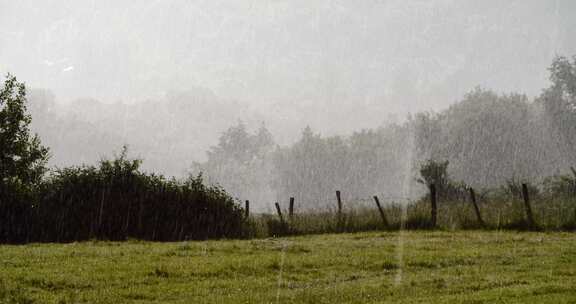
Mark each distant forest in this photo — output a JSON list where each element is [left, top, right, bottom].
[[26, 56, 576, 210], [193, 56, 576, 210]]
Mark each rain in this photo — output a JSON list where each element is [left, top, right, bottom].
[[1, 1, 576, 303]]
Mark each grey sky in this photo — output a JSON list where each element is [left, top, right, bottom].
[[1, 0, 575, 117]]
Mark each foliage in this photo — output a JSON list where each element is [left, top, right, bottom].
[[192, 121, 276, 209], [0, 74, 49, 187], [267, 55, 576, 206], [0, 77, 249, 243], [499, 178, 540, 201], [0, 147, 248, 243], [417, 159, 467, 202], [540, 55, 576, 166], [272, 126, 352, 208], [417, 160, 450, 189], [4, 52, 576, 243], [0, 74, 50, 243], [272, 125, 413, 209], [548, 55, 576, 99], [542, 167, 576, 198], [40, 147, 246, 242]]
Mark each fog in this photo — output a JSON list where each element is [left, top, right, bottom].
[[3, 2, 575, 110], [2, 1, 576, 209]]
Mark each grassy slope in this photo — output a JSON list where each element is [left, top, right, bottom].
[[0, 231, 575, 303]]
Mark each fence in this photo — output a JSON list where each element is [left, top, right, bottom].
[[247, 183, 553, 233]]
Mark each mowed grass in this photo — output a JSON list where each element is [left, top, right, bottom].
[[0, 231, 575, 303]]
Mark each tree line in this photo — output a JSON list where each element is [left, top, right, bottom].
[[194, 56, 576, 209], [2, 55, 575, 243]]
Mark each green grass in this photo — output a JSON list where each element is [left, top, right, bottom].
[[1, 231, 575, 303]]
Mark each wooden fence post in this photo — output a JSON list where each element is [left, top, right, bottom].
[[430, 184, 437, 228], [245, 200, 250, 218], [289, 197, 295, 218], [521, 183, 536, 228], [336, 190, 342, 214], [336, 190, 344, 231], [468, 188, 484, 226], [275, 202, 284, 223], [571, 167, 576, 195], [372, 195, 389, 227]]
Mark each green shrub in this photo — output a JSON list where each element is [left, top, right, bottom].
[[1, 148, 248, 243], [417, 160, 468, 202]]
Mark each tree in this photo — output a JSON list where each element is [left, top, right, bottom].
[[417, 160, 450, 190], [193, 121, 276, 209], [417, 160, 465, 201], [0, 74, 49, 198], [541, 55, 576, 166], [548, 55, 576, 99], [272, 126, 353, 208]]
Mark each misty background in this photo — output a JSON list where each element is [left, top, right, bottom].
[[2, 1, 576, 210]]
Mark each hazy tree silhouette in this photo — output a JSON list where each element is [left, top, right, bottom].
[[541, 55, 576, 166], [193, 122, 276, 209]]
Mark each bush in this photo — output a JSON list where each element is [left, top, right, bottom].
[[542, 168, 576, 198], [417, 160, 468, 202], [1, 148, 248, 243], [501, 178, 540, 201]]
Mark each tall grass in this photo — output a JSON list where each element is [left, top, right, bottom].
[[249, 194, 576, 237]]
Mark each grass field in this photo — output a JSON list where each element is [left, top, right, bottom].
[[1, 231, 575, 303]]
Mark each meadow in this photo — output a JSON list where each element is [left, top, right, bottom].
[[1, 230, 575, 303]]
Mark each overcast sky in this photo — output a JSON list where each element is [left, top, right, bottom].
[[1, 0, 575, 115]]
